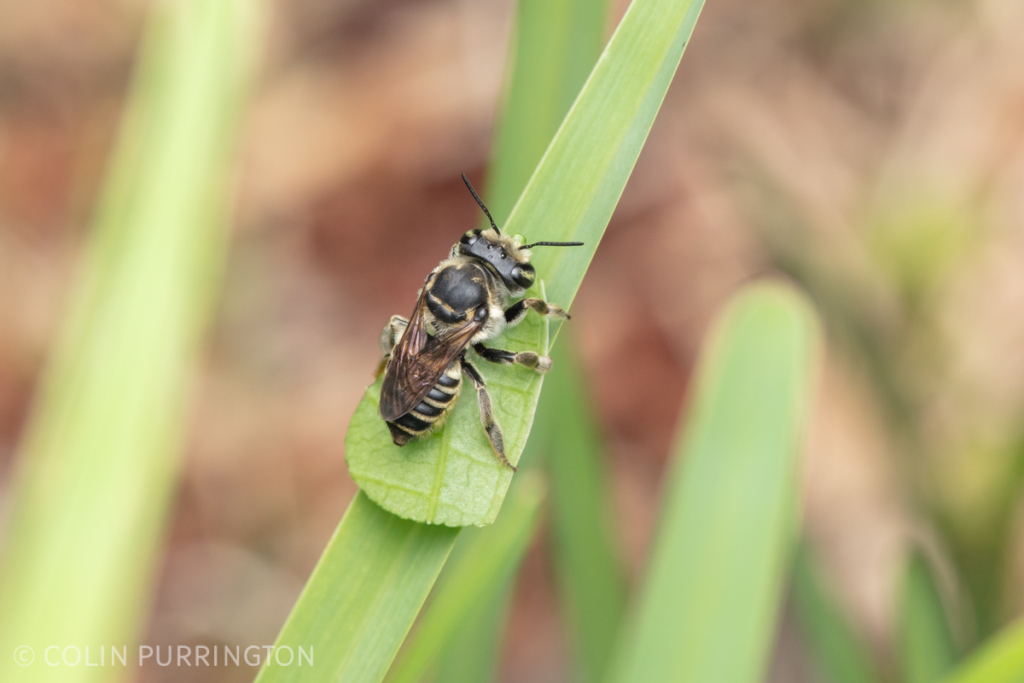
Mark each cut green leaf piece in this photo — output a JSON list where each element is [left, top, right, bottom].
[[607, 283, 821, 683], [900, 551, 959, 683], [346, 0, 709, 527], [939, 619, 1024, 683], [254, 493, 458, 683], [0, 1, 266, 680], [793, 545, 882, 683], [346, 297, 548, 527], [385, 473, 545, 683]]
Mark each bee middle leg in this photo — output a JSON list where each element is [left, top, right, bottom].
[[462, 359, 516, 471], [504, 298, 570, 326], [473, 343, 552, 373]]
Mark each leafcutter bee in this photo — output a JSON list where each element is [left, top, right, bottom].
[[378, 174, 582, 471]]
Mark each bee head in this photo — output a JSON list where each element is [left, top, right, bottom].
[[459, 229, 536, 291], [457, 174, 583, 294]]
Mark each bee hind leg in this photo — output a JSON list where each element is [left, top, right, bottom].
[[504, 298, 570, 327], [473, 343, 552, 373], [462, 360, 517, 471]]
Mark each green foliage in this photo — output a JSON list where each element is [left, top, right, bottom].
[[345, 309, 547, 526], [259, 0, 711, 678], [900, 551, 959, 683], [0, 1, 266, 681], [385, 474, 544, 683], [607, 284, 821, 683], [254, 494, 458, 683], [427, 0, 615, 680], [345, 0, 708, 527], [793, 546, 882, 683], [430, 579, 511, 683], [940, 620, 1024, 683], [487, 0, 610, 224], [539, 338, 627, 683]]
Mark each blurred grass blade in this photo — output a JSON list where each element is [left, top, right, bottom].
[[385, 474, 545, 683], [432, 586, 512, 683], [428, 0, 613, 678], [486, 0, 610, 224], [940, 620, 1024, 683], [0, 1, 266, 681], [255, 494, 458, 683], [346, 0, 708, 528], [539, 337, 626, 683], [900, 551, 959, 683], [793, 545, 882, 683], [607, 283, 821, 683]]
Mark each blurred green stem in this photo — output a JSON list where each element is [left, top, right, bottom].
[[0, 1, 266, 682]]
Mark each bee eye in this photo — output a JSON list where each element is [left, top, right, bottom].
[[474, 307, 488, 322], [461, 230, 480, 246], [499, 249, 506, 260], [510, 263, 535, 288]]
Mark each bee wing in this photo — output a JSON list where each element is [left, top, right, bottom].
[[379, 298, 482, 421]]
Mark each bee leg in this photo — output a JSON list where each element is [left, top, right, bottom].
[[379, 315, 409, 355], [504, 298, 570, 327], [462, 359, 517, 471], [376, 314, 408, 377], [473, 343, 552, 373]]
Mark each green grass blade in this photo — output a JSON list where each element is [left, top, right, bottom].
[[900, 551, 959, 683], [0, 1, 266, 681], [385, 474, 545, 683], [346, 0, 708, 528], [486, 0, 610, 224], [607, 283, 821, 683], [426, 0, 613, 677], [254, 494, 458, 683], [793, 546, 882, 683], [939, 621, 1024, 683], [540, 337, 626, 683], [432, 587, 512, 683]]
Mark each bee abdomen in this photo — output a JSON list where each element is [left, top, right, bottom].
[[387, 365, 462, 446]]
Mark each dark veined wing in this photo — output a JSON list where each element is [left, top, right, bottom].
[[380, 290, 431, 420], [379, 297, 483, 420]]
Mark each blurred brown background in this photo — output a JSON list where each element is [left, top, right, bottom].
[[1, 0, 1023, 681]]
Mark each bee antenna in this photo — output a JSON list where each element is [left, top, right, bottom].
[[521, 241, 585, 249], [461, 173, 500, 234]]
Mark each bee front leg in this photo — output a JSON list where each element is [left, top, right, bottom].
[[504, 298, 570, 327], [376, 315, 409, 378], [462, 359, 517, 471], [473, 343, 552, 373]]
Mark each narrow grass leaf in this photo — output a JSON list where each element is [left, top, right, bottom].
[[426, 0, 613, 678], [254, 494, 458, 683], [346, 0, 708, 527], [900, 551, 959, 683], [0, 2, 266, 681], [540, 337, 626, 683], [939, 620, 1024, 683], [385, 473, 545, 683], [486, 0, 610, 224], [607, 283, 821, 683], [793, 545, 882, 683], [431, 585, 512, 683]]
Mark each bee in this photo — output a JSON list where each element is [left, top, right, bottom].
[[378, 174, 582, 471]]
